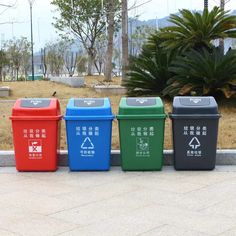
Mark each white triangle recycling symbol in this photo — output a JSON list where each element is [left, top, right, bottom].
[[81, 137, 94, 150]]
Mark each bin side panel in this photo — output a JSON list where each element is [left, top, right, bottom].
[[118, 119, 165, 171], [66, 120, 112, 171], [172, 118, 219, 170], [12, 120, 60, 171]]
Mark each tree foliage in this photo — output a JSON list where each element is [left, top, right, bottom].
[[163, 48, 236, 98], [5, 37, 31, 81], [160, 7, 236, 51], [51, 0, 121, 76], [125, 7, 236, 98], [125, 33, 175, 96]]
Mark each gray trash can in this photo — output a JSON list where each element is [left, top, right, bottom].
[[170, 96, 221, 170]]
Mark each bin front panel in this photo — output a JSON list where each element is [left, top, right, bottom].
[[12, 120, 60, 171], [66, 119, 112, 171], [118, 118, 165, 171], [172, 118, 219, 170]]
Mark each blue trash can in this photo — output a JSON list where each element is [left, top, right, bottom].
[[64, 98, 114, 171]]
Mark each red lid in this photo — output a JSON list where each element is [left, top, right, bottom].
[[11, 98, 61, 119]]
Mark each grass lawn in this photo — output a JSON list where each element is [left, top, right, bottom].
[[0, 76, 235, 150]]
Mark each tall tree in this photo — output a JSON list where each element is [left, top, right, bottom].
[[45, 40, 70, 76], [52, 0, 106, 75], [0, 50, 8, 81], [5, 37, 31, 81], [122, 0, 129, 81], [104, 0, 116, 82]]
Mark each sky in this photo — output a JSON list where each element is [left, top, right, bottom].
[[0, 0, 236, 51]]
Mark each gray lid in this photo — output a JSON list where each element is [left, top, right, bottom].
[[20, 99, 51, 108], [126, 98, 157, 106], [172, 96, 219, 115], [74, 98, 104, 107]]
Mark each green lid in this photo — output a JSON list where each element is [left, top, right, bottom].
[[117, 97, 166, 119]]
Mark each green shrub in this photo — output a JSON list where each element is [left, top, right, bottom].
[[163, 48, 236, 98], [124, 34, 176, 96]]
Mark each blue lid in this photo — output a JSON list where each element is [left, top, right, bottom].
[[65, 98, 114, 120]]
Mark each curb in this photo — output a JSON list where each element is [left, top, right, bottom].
[[0, 150, 236, 167]]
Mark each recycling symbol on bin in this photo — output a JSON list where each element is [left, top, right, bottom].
[[81, 137, 94, 150], [189, 137, 201, 149]]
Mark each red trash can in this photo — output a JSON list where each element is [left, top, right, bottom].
[[10, 98, 62, 171]]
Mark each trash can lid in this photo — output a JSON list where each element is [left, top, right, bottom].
[[118, 97, 165, 116], [11, 98, 61, 117], [172, 96, 219, 115], [65, 98, 114, 119]]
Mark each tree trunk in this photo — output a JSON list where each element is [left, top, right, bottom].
[[0, 67, 2, 82], [87, 48, 96, 76], [16, 68, 19, 81], [122, 0, 129, 81], [219, 0, 225, 53], [104, 1, 115, 82]]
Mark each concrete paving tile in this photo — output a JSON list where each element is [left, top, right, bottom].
[[0, 228, 20, 236], [0, 178, 77, 197], [110, 187, 219, 212], [184, 177, 236, 211], [200, 198, 236, 218], [57, 206, 165, 236], [50, 190, 153, 225], [123, 174, 206, 194], [26, 167, 141, 188], [0, 206, 78, 236], [0, 191, 80, 215], [0, 173, 30, 184], [54, 180, 140, 207], [218, 227, 236, 236], [139, 224, 211, 236], [139, 204, 236, 235], [170, 171, 236, 186]]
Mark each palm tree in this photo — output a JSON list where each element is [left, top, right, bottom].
[[160, 7, 236, 52], [163, 48, 236, 98]]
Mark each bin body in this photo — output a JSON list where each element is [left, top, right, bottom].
[[170, 97, 220, 170], [65, 98, 114, 171], [10, 98, 62, 171], [117, 97, 166, 171]]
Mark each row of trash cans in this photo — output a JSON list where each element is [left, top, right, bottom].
[[10, 96, 220, 172]]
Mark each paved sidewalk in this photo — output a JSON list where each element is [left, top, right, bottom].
[[0, 167, 236, 236]]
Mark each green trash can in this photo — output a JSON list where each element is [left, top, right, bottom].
[[117, 97, 166, 171]]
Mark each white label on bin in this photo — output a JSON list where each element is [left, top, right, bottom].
[[183, 125, 206, 158], [80, 137, 95, 157], [81, 137, 94, 150], [190, 98, 201, 104], [76, 126, 98, 157], [28, 139, 43, 159], [182, 126, 207, 136], [136, 137, 150, 157], [23, 128, 47, 139], [189, 137, 201, 149], [130, 126, 155, 137]]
